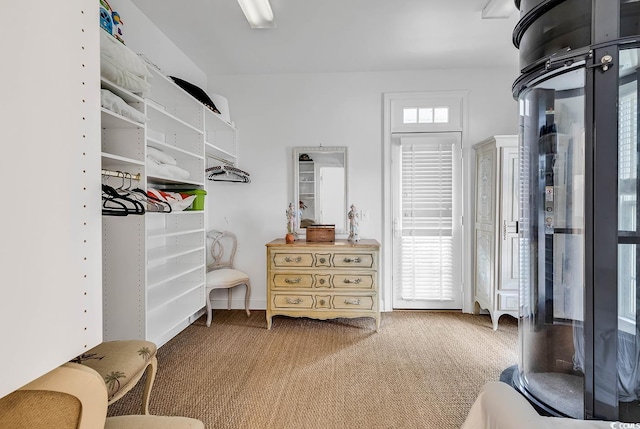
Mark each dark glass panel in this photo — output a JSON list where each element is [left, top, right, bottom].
[[517, 67, 586, 418]]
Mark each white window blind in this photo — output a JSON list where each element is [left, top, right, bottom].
[[618, 80, 638, 322], [398, 140, 454, 301]]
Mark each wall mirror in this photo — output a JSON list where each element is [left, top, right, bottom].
[[293, 146, 348, 234]]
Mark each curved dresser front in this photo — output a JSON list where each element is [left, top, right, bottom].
[[265, 239, 381, 331]]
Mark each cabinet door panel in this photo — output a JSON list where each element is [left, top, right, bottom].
[[501, 147, 519, 228], [475, 149, 496, 225], [501, 233, 519, 291], [475, 229, 494, 305]]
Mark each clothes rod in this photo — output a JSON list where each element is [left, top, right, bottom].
[[205, 153, 234, 166], [101, 169, 141, 181]]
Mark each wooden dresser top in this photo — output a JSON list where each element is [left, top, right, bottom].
[[266, 238, 380, 249]]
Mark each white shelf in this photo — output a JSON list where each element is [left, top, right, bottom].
[[101, 108, 144, 129], [146, 104, 203, 135], [146, 68, 203, 130], [148, 279, 204, 311], [147, 227, 204, 238], [204, 104, 235, 132], [101, 77, 144, 104], [147, 174, 204, 187], [149, 137, 204, 160], [147, 262, 203, 289], [147, 286, 203, 345], [147, 245, 203, 263], [101, 152, 145, 166], [146, 210, 204, 216]]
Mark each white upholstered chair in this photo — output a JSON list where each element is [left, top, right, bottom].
[[205, 230, 251, 327]]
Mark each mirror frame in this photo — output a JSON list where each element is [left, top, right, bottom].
[[293, 146, 348, 235]]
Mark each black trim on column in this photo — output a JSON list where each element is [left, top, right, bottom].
[[513, 0, 569, 48], [586, 0, 620, 421]]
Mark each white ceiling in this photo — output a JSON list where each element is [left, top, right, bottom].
[[130, 0, 521, 77]]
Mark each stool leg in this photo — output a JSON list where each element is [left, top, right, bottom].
[[244, 281, 251, 317], [142, 356, 157, 414]]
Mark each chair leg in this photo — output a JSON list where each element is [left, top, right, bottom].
[[244, 281, 251, 317], [227, 288, 232, 310], [206, 288, 213, 327], [141, 355, 157, 414]]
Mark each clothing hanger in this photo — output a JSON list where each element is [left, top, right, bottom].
[[117, 172, 172, 213], [102, 184, 130, 216], [101, 172, 145, 215], [113, 172, 145, 215], [206, 165, 251, 183]]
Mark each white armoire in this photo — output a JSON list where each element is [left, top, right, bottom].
[[473, 135, 519, 330]]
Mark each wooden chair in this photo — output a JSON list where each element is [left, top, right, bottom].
[[205, 230, 251, 327], [0, 362, 203, 429]]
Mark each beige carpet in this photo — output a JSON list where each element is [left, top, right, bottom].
[[108, 311, 517, 429]]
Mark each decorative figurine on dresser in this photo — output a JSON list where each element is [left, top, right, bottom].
[[265, 237, 381, 330], [285, 202, 295, 243], [347, 204, 360, 242]]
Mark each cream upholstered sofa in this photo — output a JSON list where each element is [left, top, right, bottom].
[[462, 381, 614, 429], [0, 363, 203, 429]]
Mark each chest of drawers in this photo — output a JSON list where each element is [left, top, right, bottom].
[[266, 239, 381, 330]]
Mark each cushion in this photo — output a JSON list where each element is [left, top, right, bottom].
[[71, 340, 156, 401], [207, 268, 249, 288], [0, 390, 81, 429]]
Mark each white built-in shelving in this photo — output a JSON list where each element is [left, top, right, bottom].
[[100, 41, 238, 346], [204, 107, 237, 165]]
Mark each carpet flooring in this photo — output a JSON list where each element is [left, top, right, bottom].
[[107, 310, 517, 429]]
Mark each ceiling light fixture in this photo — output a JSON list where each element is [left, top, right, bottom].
[[237, 0, 276, 28], [482, 0, 515, 19]]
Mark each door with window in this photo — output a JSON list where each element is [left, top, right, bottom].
[[392, 132, 463, 309]]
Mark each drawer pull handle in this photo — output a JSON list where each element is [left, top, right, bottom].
[[319, 299, 326, 305], [286, 298, 303, 304], [343, 278, 362, 284], [344, 298, 361, 305], [319, 257, 326, 263], [343, 257, 361, 263], [285, 256, 302, 263], [319, 279, 326, 285], [285, 278, 302, 284]]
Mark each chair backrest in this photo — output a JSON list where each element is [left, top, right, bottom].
[[206, 230, 238, 272], [0, 363, 109, 429]]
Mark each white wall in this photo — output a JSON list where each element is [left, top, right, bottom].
[[107, 0, 207, 87], [206, 68, 519, 312]]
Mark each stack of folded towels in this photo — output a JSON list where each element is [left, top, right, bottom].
[[146, 146, 190, 180]]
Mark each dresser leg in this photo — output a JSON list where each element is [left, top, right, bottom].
[[375, 316, 381, 332], [266, 315, 272, 330]]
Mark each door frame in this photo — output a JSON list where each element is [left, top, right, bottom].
[[382, 91, 470, 312]]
